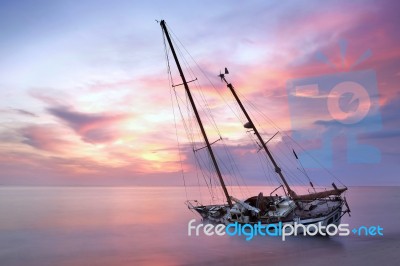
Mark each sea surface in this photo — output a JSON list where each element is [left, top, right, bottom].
[[0, 186, 399, 266]]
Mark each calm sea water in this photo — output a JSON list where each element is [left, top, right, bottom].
[[0, 186, 399, 266]]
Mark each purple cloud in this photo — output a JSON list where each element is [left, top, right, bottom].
[[47, 106, 129, 144], [20, 125, 71, 152]]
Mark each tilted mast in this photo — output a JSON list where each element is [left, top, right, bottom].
[[160, 20, 233, 207], [219, 72, 347, 200], [218, 73, 297, 198]]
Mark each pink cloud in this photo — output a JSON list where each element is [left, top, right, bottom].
[[1, 1, 399, 186], [20, 125, 73, 153], [47, 106, 129, 144]]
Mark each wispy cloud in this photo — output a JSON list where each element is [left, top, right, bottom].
[[0, 108, 38, 117], [47, 105, 130, 144], [0, 0, 399, 185], [20, 125, 72, 152]]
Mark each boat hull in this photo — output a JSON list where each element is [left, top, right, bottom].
[[190, 199, 345, 235]]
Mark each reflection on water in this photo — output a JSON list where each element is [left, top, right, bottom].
[[0, 186, 399, 266]]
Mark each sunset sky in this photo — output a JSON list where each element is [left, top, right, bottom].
[[0, 0, 399, 186]]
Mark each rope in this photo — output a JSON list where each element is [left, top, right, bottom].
[[162, 30, 188, 200], [235, 89, 347, 188]]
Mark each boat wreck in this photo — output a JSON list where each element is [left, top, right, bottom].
[[159, 20, 351, 231]]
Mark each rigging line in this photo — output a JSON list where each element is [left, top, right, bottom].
[[278, 131, 316, 187], [250, 130, 278, 187], [196, 82, 223, 136], [263, 145, 284, 189], [236, 89, 279, 129], [185, 88, 195, 149], [167, 23, 336, 194], [170, 22, 346, 190], [190, 132, 214, 197], [283, 169, 307, 187], [193, 140, 221, 201], [194, 154, 203, 203], [237, 90, 346, 187], [220, 138, 250, 196], [169, 47, 203, 150], [169, 27, 252, 197], [274, 147, 311, 187], [297, 163, 315, 192], [240, 98, 307, 184], [174, 92, 195, 144], [286, 143, 316, 188], [182, 92, 200, 152], [168, 28, 212, 88], [272, 150, 307, 186], [216, 143, 244, 198], [169, 34, 227, 183], [286, 134, 346, 187], [170, 87, 189, 200], [193, 144, 214, 195], [274, 130, 317, 188], [169, 34, 221, 135], [236, 90, 289, 140], [246, 130, 274, 187], [194, 148, 214, 200], [259, 148, 286, 187], [171, 41, 229, 202], [190, 73, 227, 138], [168, 25, 247, 126], [256, 143, 273, 186], [191, 88, 222, 137], [163, 32, 189, 201], [176, 109, 212, 195], [234, 89, 268, 128], [173, 88, 214, 198], [164, 24, 220, 201], [196, 152, 214, 199], [175, 91, 205, 156], [190, 78, 223, 138], [272, 140, 305, 181]]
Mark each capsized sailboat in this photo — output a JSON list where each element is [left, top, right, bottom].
[[159, 20, 351, 231]]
